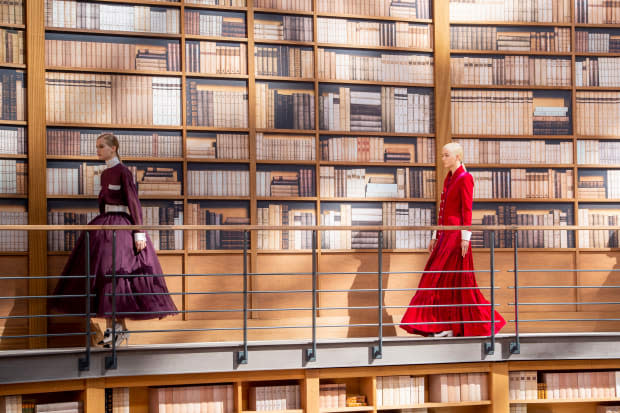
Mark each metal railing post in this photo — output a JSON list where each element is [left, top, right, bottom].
[[105, 230, 118, 370], [510, 230, 521, 354], [372, 230, 383, 360], [484, 231, 496, 355], [306, 230, 317, 362], [236, 230, 249, 365], [78, 231, 91, 371]]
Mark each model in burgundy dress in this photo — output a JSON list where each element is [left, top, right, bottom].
[[400, 145, 506, 337], [52, 154, 178, 340]]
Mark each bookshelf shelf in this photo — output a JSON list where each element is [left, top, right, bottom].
[[576, 86, 620, 91], [474, 198, 576, 203], [0, 154, 27, 159], [450, 21, 572, 27], [46, 195, 185, 200], [320, 161, 435, 167], [45, 67, 183, 77], [46, 156, 185, 163], [254, 39, 315, 47], [575, 23, 620, 28], [316, 13, 432, 24], [318, 79, 434, 88], [187, 196, 251, 200], [47, 123, 182, 130], [187, 73, 250, 80], [574, 52, 620, 57], [187, 250, 247, 255], [186, 158, 250, 164], [184, 4, 248, 12], [471, 164, 573, 168], [47, 250, 185, 256], [321, 249, 427, 254], [316, 43, 433, 53], [452, 85, 572, 91], [576, 199, 620, 203], [88, 0, 182, 7], [0, 252, 28, 256], [255, 76, 316, 82], [257, 160, 317, 165], [319, 407, 373, 412], [319, 131, 435, 137], [256, 197, 318, 201], [186, 127, 249, 133], [0, 120, 27, 126], [510, 398, 620, 404], [0, 63, 26, 70], [44, 27, 182, 39], [322, 198, 435, 202], [450, 50, 572, 57], [577, 165, 620, 169], [256, 250, 313, 254], [257, 128, 317, 134], [376, 401, 492, 410], [253, 8, 314, 16], [0, 194, 27, 199], [184, 34, 249, 42], [242, 410, 303, 413], [453, 134, 573, 140], [473, 248, 577, 252]]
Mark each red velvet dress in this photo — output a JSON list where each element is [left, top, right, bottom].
[[400, 165, 506, 336], [52, 162, 178, 320]]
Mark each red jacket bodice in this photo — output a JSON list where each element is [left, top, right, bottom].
[[437, 165, 473, 239]]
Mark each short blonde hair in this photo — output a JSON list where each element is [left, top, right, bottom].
[[443, 142, 464, 162]]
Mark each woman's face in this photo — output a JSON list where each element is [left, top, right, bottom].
[[441, 146, 459, 170], [96, 138, 117, 161]]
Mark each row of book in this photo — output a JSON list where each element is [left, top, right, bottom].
[[321, 136, 435, 163], [510, 403, 527, 412], [248, 385, 300, 411], [470, 169, 573, 199], [318, 50, 433, 83], [255, 45, 313, 78], [599, 407, 620, 413], [450, 26, 570, 52], [451, 90, 569, 136], [0, 159, 25, 194], [575, 31, 620, 53], [186, 0, 245, 6], [45, 1, 180, 34], [451, 56, 571, 87], [577, 140, 620, 165], [257, 204, 316, 250], [318, 383, 347, 409], [576, 57, 620, 87], [186, 169, 249, 196], [575, 92, 620, 136], [319, 87, 434, 133], [317, 19, 433, 48], [255, 0, 311, 12], [185, 204, 249, 250], [0, 208, 27, 252], [578, 171, 620, 199], [543, 371, 620, 400], [256, 168, 315, 197], [187, 133, 249, 160], [187, 41, 247, 75], [47, 130, 182, 158], [184, 11, 245, 38], [0, 127, 25, 155], [46, 73, 181, 126], [449, 0, 572, 22], [255, 84, 315, 130], [319, 166, 436, 199], [428, 372, 489, 403], [48, 203, 184, 251], [317, 0, 431, 18], [45, 38, 180, 72], [0, 0, 21, 25], [149, 385, 234, 413], [579, 209, 620, 248], [0, 398, 81, 413], [575, 0, 620, 23], [255, 133, 315, 161], [254, 15, 312, 42], [0, 28, 22, 65], [186, 82, 248, 128], [320, 203, 434, 249], [376, 375, 425, 406], [105, 388, 128, 413], [473, 206, 574, 249], [0, 69, 24, 121], [453, 139, 573, 165]]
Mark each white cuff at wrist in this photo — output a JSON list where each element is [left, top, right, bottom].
[[431, 230, 437, 240], [134, 232, 146, 242], [461, 230, 472, 241]]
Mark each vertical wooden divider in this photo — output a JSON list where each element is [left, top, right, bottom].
[[84, 379, 106, 413], [26, 0, 48, 349], [489, 363, 509, 413]]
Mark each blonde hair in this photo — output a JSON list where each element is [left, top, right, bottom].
[[97, 133, 121, 160], [443, 142, 464, 163]]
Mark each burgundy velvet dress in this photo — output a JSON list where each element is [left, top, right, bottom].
[[52, 162, 178, 320], [400, 165, 506, 337]]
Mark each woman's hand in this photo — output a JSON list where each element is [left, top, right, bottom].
[[461, 239, 470, 257], [428, 238, 437, 253], [135, 239, 146, 252]]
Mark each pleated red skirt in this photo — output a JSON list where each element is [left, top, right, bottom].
[[400, 231, 506, 337]]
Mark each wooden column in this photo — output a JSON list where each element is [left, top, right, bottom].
[[26, 0, 48, 349], [83, 379, 106, 413], [433, 0, 452, 190], [489, 362, 510, 413]]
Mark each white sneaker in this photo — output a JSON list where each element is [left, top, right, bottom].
[[434, 330, 454, 337]]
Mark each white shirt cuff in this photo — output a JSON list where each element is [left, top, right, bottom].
[[461, 230, 472, 241], [134, 232, 146, 242], [431, 230, 437, 239]]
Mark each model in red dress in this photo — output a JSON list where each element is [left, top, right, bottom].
[[400, 143, 506, 337]]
